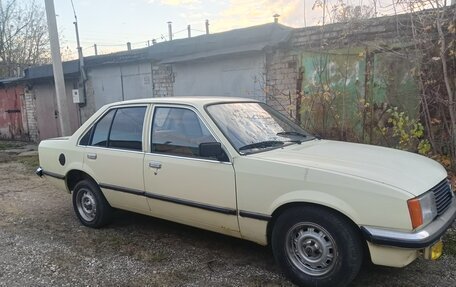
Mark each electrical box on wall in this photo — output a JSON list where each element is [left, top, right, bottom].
[[72, 88, 84, 104]]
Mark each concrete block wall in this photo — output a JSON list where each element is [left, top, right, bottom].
[[152, 65, 174, 97], [291, 13, 415, 50]]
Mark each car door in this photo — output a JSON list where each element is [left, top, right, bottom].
[[81, 105, 150, 214], [143, 105, 240, 236]]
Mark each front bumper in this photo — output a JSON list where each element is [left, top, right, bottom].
[[361, 199, 456, 249]]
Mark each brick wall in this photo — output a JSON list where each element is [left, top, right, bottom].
[[152, 65, 174, 97], [265, 48, 299, 120], [23, 88, 39, 142]]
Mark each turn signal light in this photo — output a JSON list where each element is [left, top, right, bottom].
[[407, 198, 423, 229]]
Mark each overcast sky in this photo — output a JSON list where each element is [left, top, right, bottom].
[[49, 0, 424, 59]]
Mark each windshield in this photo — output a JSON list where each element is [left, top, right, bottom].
[[206, 102, 314, 154]]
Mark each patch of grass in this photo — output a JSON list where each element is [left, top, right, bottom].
[[0, 140, 27, 150], [443, 229, 456, 256], [17, 155, 39, 171], [168, 265, 201, 282], [136, 250, 169, 263], [0, 142, 16, 150], [244, 277, 284, 287], [0, 154, 12, 163]]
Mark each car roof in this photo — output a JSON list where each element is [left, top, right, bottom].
[[106, 96, 258, 108]]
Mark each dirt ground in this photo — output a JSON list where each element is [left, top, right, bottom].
[[1, 142, 456, 287]]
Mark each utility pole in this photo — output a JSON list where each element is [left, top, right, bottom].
[[44, 0, 70, 136]]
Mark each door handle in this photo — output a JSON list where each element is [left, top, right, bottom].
[[87, 153, 97, 160], [149, 161, 162, 169]]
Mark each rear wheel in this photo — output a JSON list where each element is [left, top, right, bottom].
[[72, 179, 113, 228], [271, 206, 363, 287]]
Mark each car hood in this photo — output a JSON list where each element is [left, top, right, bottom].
[[250, 140, 447, 196]]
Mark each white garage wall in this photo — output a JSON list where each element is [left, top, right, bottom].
[[89, 63, 153, 109], [172, 53, 266, 102]]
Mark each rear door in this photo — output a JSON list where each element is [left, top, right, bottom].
[[81, 105, 149, 214], [143, 105, 239, 236]]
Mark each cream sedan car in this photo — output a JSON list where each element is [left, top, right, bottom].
[[37, 97, 455, 287]]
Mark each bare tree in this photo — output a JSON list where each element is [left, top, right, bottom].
[[0, 0, 50, 77], [396, 0, 456, 169], [308, 0, 455, 170], [312, 0, 375, 24]]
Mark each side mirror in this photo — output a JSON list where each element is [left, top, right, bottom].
[[199, 142, 226, 161]]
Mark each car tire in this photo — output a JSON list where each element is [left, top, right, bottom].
[[271, 206, 363, 287], [72, 179, 113, 228]]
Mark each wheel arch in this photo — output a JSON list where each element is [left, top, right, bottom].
[[66, 169, 98, 193]]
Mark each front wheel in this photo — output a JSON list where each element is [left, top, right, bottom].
[[72, 179, 113, 228], [271, 206, 363, 287]]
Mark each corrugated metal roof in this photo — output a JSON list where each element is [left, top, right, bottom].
[[0, 77, 24, 85], [146, 23, 292, 63], [24, 59, 80, 80], [21, 22, 292, 80]]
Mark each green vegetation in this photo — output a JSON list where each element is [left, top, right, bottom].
[[0, 142, 16, 150], [443, 229, 456, 256], [17, 155, 39, 171], [0, 140, 27, 150]]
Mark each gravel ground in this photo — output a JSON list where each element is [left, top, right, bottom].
[[0, 143, 456, 287]]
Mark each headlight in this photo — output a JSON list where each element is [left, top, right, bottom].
[[407, 191, 438, 229]]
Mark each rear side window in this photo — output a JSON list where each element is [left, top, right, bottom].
[[84, 106, 146, 151], [108, 107, 146, 151]]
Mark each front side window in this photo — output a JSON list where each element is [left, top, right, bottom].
[[206, 102, 314, 154], [151, 107, 216, 158], [84, 106, 146, 151]]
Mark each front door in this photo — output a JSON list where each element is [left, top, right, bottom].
[[143, 105, 239, 236]]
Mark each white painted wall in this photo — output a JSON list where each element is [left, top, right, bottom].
[[172, 53, 266, 101], [89, 63, 153, 109]]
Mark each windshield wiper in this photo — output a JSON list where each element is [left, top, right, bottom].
[[239, 140, 284, 151], [276, 131, 307, 138]]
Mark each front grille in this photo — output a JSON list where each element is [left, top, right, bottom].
[[430, 179, 454, 216]]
